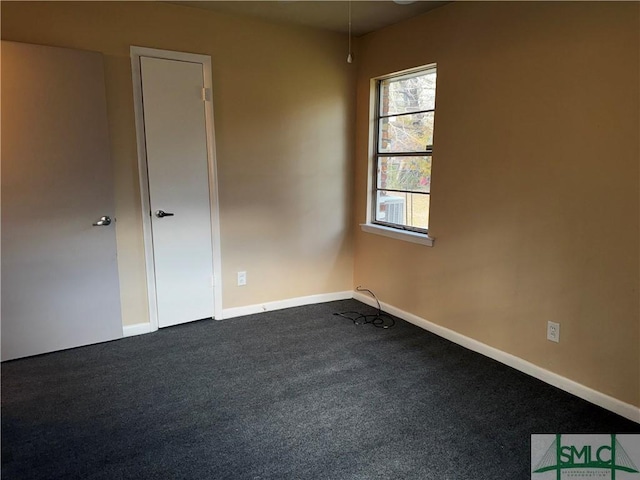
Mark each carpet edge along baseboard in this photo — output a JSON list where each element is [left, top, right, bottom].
[[353, 291, 640, 425]]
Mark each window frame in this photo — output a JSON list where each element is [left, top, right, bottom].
[[363, 64, 436, 246]]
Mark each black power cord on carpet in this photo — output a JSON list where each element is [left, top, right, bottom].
[[333, 286, 395, 329]]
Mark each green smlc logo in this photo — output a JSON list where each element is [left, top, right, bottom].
[[533, 434, 639, 479]]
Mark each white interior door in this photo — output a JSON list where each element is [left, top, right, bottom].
[[1, 41, 122, 361], [140, 56, 215, 328]]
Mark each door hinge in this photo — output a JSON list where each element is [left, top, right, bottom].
[[202, 87, 211, 102]]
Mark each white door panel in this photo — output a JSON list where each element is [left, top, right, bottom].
[[1, 41, 122, 360], [140, 57, 214, 328]]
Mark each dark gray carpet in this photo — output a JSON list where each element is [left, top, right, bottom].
[[2, 299, 639, 479]]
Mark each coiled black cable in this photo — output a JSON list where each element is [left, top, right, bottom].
[[333, 286, 395, 329]]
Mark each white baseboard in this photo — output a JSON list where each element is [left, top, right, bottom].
[[353, 291, 640, 424], [122, 322, 152, 337], [222, 291, 353, 320]]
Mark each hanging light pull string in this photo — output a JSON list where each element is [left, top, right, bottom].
[[347, 0, 353, 63]]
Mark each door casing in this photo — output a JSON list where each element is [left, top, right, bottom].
[[130, 46, 223, 331]]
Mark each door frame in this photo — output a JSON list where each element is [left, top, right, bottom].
[[130, 46, 223, 331]]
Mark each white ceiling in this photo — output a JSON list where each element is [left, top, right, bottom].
[[168, 1, 449, 36]]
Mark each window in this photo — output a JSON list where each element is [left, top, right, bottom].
[[369, 66, 436, 240]]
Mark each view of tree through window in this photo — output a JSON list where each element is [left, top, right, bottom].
[[374, 68, 436, 232]]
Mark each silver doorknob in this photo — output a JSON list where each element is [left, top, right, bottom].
[[155, 210, 175, 218], [93, 216, 112, 226]]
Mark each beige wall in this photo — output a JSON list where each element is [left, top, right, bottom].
[[2, 1, 355, 325], [354, 1, 640, 407]]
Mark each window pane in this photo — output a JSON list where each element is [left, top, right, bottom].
[[379, 111, 434, 153], [375, 190, 430, 231], [377, 156, 431, 193], [380, 71, 436, 116]]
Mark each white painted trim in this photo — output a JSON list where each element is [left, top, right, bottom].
[[130, 48, 158, 333], [222, 291, 353, 320], [201, 55, 224, 321], [360, 223, 434, 246], [122, 322, 152, 337], [365, 77, 377, 225], [353, 291, 640, 424], [130, 46, 224, 331]]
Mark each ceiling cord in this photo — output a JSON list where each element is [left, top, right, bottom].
[[347, 1, 353, 64]]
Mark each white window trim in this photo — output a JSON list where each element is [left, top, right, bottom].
[[362, 64, 437, 247], [360, 223, 435, 246]]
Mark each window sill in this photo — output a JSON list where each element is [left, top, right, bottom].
[[360, 223, 435, 246]]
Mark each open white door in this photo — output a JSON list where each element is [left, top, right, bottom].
[[1, 41, 123, 361], [133, 49, 222, 329]]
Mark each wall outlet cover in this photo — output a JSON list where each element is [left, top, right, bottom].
[[547, 321, 560, 343]]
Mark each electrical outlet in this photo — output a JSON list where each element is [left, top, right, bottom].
[[237, 271, 247, 286], [547, 321, 560, 343]]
